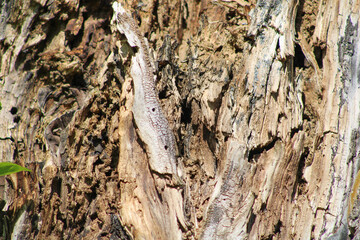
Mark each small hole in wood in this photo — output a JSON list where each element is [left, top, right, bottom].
[[10, 107, 18, 115], [152, 108, 155, 112], [164, 145, 168, 150]]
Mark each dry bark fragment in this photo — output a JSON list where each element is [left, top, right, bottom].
[[1, 0, 360, 239]]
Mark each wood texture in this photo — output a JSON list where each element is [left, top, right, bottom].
[[0, 0, 360, 239]]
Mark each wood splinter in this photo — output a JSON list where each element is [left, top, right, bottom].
[[111, 2, 183, 186]]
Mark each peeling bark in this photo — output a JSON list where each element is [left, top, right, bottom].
[[1, 0, 360, 239]]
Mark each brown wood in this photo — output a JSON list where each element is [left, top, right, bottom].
[[1, 0, 360, 239]]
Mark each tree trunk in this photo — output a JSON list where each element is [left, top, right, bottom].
[[1, 0, 360, 239]]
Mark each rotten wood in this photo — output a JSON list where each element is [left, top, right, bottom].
[[0, 0, 360, 239]]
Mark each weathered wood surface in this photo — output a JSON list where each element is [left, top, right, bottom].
[[0, 0, 360, 239]]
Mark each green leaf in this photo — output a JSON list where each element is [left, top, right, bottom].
[[0, 162, 31, 176]]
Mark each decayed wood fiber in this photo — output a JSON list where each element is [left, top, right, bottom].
[[1, 0, 360, 239]]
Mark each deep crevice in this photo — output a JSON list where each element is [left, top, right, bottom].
[[85, 183, 98, 203], [70, 72, 87, 88], [248, 137, 278, 162], [158, 87, 168, 99], [260, 202, 267, 211], [292, 146, 309, 199], [66, 13, 85, 50], [151, 0, 159, 31], [290, 125, 303, 138], [50, 177, 62, 198], [203, 124, 217, 154], [181, 101, 192, 124], [274, 220, 282, 234], [83, 53, 94, 69], [294, 43, 306, 69], [314, 46, 324, 69], [111, 146, 119, 169], [294, 0, 305, 33], [246, 210, 256, 233]]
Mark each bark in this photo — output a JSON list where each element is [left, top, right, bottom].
[[0, 0, 360, 239]]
